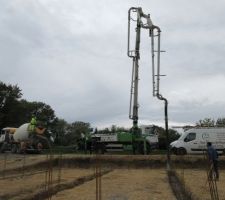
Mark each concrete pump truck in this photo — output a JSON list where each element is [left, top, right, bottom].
[[127, 7, 169, 155], [86, 8, 169, 155]]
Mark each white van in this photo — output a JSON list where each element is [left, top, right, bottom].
[[170, 127, 225, 155]]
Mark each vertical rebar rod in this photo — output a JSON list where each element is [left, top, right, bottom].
[[45, 150, 53, 200], [22, 152, 26, 177], [95, 147, 102, 200], [204, 151, 219, 200], [47, 152, 53, 200], [99, 163, 102, 200], [45, 153, 48, 191], [95, 164, 98, 200], [95, 158, 99, 200], [3, 153, 7, 179], [57, 152, 62, 189]]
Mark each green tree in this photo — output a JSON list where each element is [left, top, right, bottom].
[[115, 126, 129, 133], [111, 125, 117, 133], [94, 128, 98, 134], [98, 128, 110, 134], [157, 127, 180, 149], [0, 82, 22, 129], [65, 121, 91, 145], [13, 100, 56, 129], [31, 101, 56, 125], [216, 118, 225, 127], [196, 118, 215, 127], [52, 118, 69, 145], [0, 81, 57, 132]]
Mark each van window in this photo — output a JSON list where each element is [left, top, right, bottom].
[[184, 132, 196, 142]]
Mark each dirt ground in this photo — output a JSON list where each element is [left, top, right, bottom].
[[0, 153, 47, 170], [176, 168, 225, 200], [0, 166, 175, 200], [1, 153, 225, 200], [0, 153, 175, 200], [52, 169, 175, 200], [0, 168, 95, 200]]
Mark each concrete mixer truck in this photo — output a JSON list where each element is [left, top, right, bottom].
[[0, 123, 50, 153]]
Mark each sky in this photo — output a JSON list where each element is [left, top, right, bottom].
[[1, 0, 225, 129]]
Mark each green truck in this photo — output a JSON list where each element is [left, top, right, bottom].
[[84, 125, 159, 154]]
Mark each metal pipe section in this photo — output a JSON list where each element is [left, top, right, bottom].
[[157, 94, 170, 168], [129, 60, 135, 119], [150, 26, 161, 96], [149, 24, 170, 166], [151, 29, 155, 96], [127, 8, 133, 58], [156, 28, 161, 96], [127, 7, 140, 58], [127, 7, 142, 127]]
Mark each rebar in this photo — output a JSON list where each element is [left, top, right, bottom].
[[3, 153, 7, 179], [45, 150, 53, 200], [0, 169, 48, 180], [22, 152, 26, 177], [95, 162, 102, 200], [48, 153, 53, 200], [95, 146, 102, 200], [57, 152, 62, 190], [45, 153, 48, 191], [204, 151, 219, 200]]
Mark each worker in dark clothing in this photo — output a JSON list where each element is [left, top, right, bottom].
[[207, 142, 219, 180], [0, 131, 10, 153]]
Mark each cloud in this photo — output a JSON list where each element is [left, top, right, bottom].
[[1, 0, 225, 129]]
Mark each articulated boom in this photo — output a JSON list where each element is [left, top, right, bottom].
[[127, 7, 169, 160], [127, 7, 163, 129]]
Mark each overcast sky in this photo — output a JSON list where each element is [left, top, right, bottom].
[[1, 0, 225, 129]]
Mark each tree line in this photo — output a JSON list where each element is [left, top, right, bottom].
[[0, 81, 91, 146], [196, 118, 225, 127], [1, 81, 225, 149]]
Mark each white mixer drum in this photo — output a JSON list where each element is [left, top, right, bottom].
[[13, 123, 30, 141]]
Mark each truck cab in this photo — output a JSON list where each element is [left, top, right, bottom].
[[0, 127, 16, 152], [140, 125, 159, 148], [0, 128, 16, 142]]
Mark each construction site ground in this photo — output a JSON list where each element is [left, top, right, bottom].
[[0, 153, 225, 200]]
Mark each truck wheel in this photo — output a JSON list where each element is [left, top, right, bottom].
[[37, 142, 43, 153], [177, 148, 186, 155], [11, 144, 18, 153], [100, 144, 105, 154], [146, 143, 151, 154], [138, 142, 144, 155], [19, 142, 26, 154]]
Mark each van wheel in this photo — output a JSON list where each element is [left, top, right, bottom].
[[177, 148, 186, 155], [171, 147, 177, 155]]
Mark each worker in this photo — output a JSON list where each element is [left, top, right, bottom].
[[29, 115, 37, 132], [0, 130, 10, 153], [207, 142, 219, 180]]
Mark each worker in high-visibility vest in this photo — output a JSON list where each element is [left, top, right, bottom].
[[29, 116, 37, 132]]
